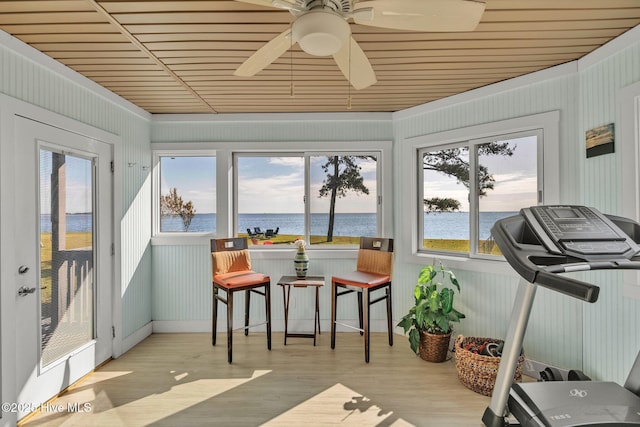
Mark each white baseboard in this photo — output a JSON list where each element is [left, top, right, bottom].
[[152, 320, 211, 333], [150, 319, 400, 334], [120, 322, 153, 356]]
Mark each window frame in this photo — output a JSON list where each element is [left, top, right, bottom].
[[151, 140, 392, 254], [152, 148, 217, 239], [233, 150, 383, 249], [402, 111, 560, 270], [417, 129, 543, 259]]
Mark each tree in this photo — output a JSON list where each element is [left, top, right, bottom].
[[318, 156, 374, 242], [422, 142, 515, 212], [424, 197, 461, 213], [161, 188, 196, 231]]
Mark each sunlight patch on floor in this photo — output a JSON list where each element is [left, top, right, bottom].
[[262, 383, 414, 426], [23, 370, 272, 426]]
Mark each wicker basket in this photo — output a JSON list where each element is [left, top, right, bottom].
[[418, 331, 451, 363], [454, 335, 524, 396]]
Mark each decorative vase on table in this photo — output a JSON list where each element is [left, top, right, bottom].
[[293, 239, 309, 278]]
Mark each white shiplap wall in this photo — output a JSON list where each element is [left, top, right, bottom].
[[392, 72, 586, 371], [579, 39, 640, 383], [3, 24, 640, 387], [150, 117, 394, 331], [0, 38, 153, 342]]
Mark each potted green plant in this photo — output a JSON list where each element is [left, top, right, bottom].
[[398, 263, 466, 362]]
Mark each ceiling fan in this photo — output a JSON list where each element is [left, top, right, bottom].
[[233, 0, 487, 90]]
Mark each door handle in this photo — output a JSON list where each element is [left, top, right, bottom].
[[18, 286, 36, 297]]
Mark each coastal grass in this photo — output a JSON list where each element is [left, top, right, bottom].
[[241, 233, 360, 246]]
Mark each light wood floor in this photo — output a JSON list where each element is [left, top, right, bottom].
[[22, 332, 491, 426]]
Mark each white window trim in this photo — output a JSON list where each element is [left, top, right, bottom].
[[400, 111, 560, 274], [619, 81, 640, 299], [417, 129, 543, 259], [620, 81, 640, 222], [151, 141, 393, 257], [234, 150, 383, 250], [151, 148, 217, 244]]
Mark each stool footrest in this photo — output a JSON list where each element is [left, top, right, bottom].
[[334, 321, 364, 333], [232, 320, 268, 332]]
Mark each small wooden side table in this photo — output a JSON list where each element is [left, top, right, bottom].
[[277, 275, 324, 346]]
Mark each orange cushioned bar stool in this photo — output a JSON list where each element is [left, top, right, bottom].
[[330, 237, 394, 363], [211, 237, 271, 363]]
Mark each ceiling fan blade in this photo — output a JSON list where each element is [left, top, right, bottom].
[[234, 0, 303, 12], [354, 0, 486, 32], [234, 0, 276, 7], [234, 29, 293, 77], [333, 37, 376, 90]]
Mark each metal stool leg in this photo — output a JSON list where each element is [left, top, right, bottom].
[[265, 283, 272, 350], [386, 285, 393, 346], [357, 291, 364, 336], [212, 285, 218, 346], [331, 281, 337, 349], [363, 288, 370, 363], [244, 289, 250, 336], [227, 290, 234, 363]]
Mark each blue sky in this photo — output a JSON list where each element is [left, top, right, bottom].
[[423, 135, 538, 212], [43, 138, 536, 217], [161, 155, 378, 214], [40, 150, 93, 214]]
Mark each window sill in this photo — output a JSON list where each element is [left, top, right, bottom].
[[407, 251, 517, 276], [151, 235, 359, 259]]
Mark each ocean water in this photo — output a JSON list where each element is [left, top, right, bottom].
[[43, 211, 519, 239], [161, 213, 378, 237], [424, 211, 517, 240]]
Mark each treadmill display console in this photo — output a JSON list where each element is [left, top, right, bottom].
[[522, 205, 639, 260]]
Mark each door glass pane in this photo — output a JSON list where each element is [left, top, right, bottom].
[[422, 147, 470, 254], [236, 155, 304, 246], [40, 149, 94, 367], [309, 155, 378, 246], [477, 135, 538, 255]]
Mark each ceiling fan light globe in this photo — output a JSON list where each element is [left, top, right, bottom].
[[292, 10, 351, 56]]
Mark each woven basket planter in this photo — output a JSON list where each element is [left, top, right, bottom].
[[454, 335, 525, 396], [418, 331, 451, 363]]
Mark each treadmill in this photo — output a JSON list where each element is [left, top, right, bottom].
[[482, 205, 640, 427]]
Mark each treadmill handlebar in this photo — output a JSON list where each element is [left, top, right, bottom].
[[491, 215, 640, 303], [534, 270, 600, 302]]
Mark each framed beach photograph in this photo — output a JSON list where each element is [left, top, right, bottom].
[[586, 123, 615, 158]]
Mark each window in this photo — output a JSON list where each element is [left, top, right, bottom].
[[151, 140, 392, 249], [235, 153, 380, 247], [418, 129, 543, 258], [155, 154, 216, 233]]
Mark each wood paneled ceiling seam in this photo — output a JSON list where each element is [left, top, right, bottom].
[[85, 0, 218, 113]]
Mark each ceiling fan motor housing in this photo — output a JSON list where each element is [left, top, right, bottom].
[[292, 10, 351, 56]]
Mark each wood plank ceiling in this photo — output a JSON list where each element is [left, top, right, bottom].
[[1, 0, 640, 114]]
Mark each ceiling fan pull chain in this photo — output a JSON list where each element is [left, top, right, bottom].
[[290, 23, 295, 97], [347, 38, 352, 110]]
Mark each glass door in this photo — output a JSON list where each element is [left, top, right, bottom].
[[14, 116, 113, 421]]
